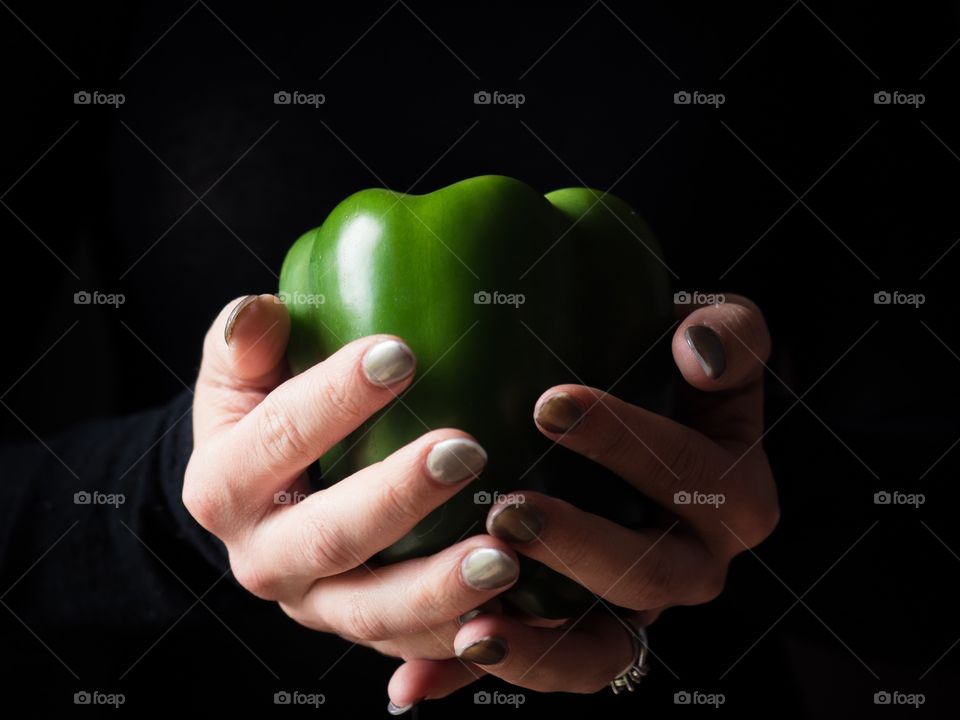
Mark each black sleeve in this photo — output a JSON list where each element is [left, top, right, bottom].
[[0, 388, 230, 632]]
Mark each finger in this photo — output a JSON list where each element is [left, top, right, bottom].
[[485, 491, 718, 609], [388, 659, 486, 712], [366, 601, 505, 662], [201, 334, 416, 517], [194, 294, 291, 444], [452, 611, 634, 693], [672, 294, 771, 446], [532, 385, 732, 517], [252, 429, 487, 584], [282, 537, 519, 641]]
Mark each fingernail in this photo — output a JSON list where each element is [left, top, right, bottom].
[[534, 392, 584, 434], [363, 339, 416, 387], [456, 636, 508, 665], [426, 438, 487, 485], [387, 700, 416, 715], [685, 325, 726, 379], [487, 500, 543, 544], [224, 295, 258, 346], [461, 548, 518, 590], [458, 609, 481, 626]]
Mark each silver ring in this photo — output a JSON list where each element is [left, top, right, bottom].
[[610, 616, 649, 694]]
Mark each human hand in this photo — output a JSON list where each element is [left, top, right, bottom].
[[387, 295, 779, 708], [183, 295, 521, 666]]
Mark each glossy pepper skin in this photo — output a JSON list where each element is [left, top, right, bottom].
[[280, 175, 673, 619]]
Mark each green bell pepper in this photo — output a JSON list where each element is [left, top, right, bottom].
[[279, 175, 673, 619]]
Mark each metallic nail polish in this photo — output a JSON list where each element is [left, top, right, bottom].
[[458, 609, 481, 626], [426, 438, 487, 485], [487, 500, 543, 543], [461, 548, 518, 590], [362, 339, 416, 387], [534, 392, 584, 433], [456, 636, 508, 665], [387, 700, 416, 715], [685, 325, 726, 379], [224, 295, 258, 346]]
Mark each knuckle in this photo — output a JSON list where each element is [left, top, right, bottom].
[[586, 406, 632, 463], [690, 566, 727, 605], [279, 600, 328, 633], [231, 556, 276, 600], [553, 514, 596, 570], [316, 370, 367, 424], [343, 594, 391, 642], [181, 461, 224, 533], [257, 397, 310, 466], [622, 546, 675, 609], [744, 498, 781, 548], [375, 473, 428, 529], [410, 570, 455, 622], [659, 432, 705, 495], [298, 509, 361, 577]]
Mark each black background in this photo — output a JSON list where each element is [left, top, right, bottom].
[[0, 1, 958, 716]]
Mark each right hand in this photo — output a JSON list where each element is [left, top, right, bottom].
[[183, 295, 519, 661]]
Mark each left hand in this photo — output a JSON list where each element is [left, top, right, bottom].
[[386, 294, 780, 709]]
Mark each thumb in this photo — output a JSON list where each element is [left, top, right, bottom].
[[194, 294, 291, 444]]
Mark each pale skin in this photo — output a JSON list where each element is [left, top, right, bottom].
[[183, 292, 779, 710]]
